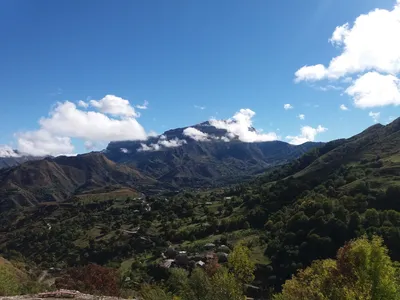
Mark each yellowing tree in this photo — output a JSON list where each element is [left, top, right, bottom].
[[211, 268, 244, 300], [275, 236, 400, 300], [228, 243, 255, 286]]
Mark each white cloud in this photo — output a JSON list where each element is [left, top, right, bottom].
[[295, 64, 328, 82], [295, 1, 400, 109], [220, 136, 230, 142], [147, 130, 158, 137], [284, 104, 294, 110], [298, 114, 305, 120], [12, 96, 148, 156], [84, 141, 96, 151], [78, 100, 89, 108], [120, 148, 129, 153], [17, 129, 74, 157], [136, 100, 149, 110], [159, 138, 186, 148], [194, 105, 206, 110], [286, 125, 327, 145], [138, 137, 187, 152], [340, 104, 349, 111], [345, 72, 400, 108], [183, 127, 210, 141], [317, 85, 343, 91], [342, 77, 353, 83], [38, 101, 147, 142], [296, 2, 400, 81], [138, 143, 161, 152], [369, 111, 381, 123], [209, 109, 278, 142], [0, 145, 20, 157], [89, 95, 139, 117]]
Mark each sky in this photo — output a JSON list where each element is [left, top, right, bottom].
[[1, 0, 400, 156]]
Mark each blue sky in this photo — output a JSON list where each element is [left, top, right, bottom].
[[1, 0, 399, 155]]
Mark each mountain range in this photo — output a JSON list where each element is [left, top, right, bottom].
[[0, 121, 321, 209], [2, 117, 399, 211], [105, 121, 321, 187], [1, 117, 399, 296]]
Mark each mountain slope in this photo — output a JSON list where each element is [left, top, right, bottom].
[[106, 122, 322, 187], [0, 155, 42, 169], [0, 153, 155, 209], [294, 118, 400, 186]]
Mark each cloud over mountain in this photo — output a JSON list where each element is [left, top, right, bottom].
[[209, 109, 278, 142], [286, 125, 327, 145]]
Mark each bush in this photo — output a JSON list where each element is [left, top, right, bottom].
[[55, 264, 120, 296]]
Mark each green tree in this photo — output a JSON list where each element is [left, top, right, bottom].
[[141, 284, 172, 300], [167, 268, 189, 295], [275, 236, 400, 300], [183, 268, 212, 300], [211, 268, 244, 300], [228, 243, 255, 286]]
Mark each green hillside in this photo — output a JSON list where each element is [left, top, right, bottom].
[[0, 118, 400, 298]]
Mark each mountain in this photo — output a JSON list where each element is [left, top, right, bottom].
[[0, 153, 155, 210], [0, 149, 42, 169], [105, 122, 323, 187], [293, 118, 400, 185]]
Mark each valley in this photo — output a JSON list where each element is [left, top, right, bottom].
[[1, 117, 400, 298]]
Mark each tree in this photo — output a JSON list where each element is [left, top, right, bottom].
[[167, 268, 189, 295], [211, 268, 244, 300], [55, 264, 120, 296], [182, 268, 212, 300], [275, 236, 400, 300], [228, 243, 255, 286], [204, 253, 221, 277], [141, 284, 172, 300]]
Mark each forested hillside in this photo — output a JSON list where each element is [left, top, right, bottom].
[[0, 118, 400, 299]]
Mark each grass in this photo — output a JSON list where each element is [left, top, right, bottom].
[[76, 188, 139, 203]]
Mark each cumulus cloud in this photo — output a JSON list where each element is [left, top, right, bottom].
[[0, 145, 20, 157], [38, 101, 147, 142], [209, 109, 278, 142], [286, 125, 327, 145], [90, 95, 139, 117], [183, 127, 210, 141], [17, 129, 74, 157], [340, 104, 349, 111], [345, 72, 400, 108], [78, 100, 89, 108], [136, 100, 149, 110], [369, 111, 381, 123], [298, 114, 305, 120], [295, 1, 400, 108], [13, 95, 148, 156], [194, 105, 206, 110], [295, 64, 328, 82], [284, 104, 294, 110]]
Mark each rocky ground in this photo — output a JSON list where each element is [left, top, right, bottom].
[[0, 290, 132, 300]]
